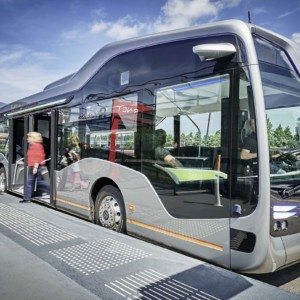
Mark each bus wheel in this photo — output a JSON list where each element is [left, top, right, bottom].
[[0, 167, 7, 194], [95, 185, 126, 233]]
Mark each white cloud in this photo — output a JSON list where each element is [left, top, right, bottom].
[[107, 23, 139, 40], [106, 18, 145, 40], [91, 8, 106, 18], [90, 16, 147, 40], [61, 28, 82, 41], [154, 0, 218, 32], [292, 33, 300, 45], [218, 0, 242, 9], [88, 0, 242, 41], [279, 10, 294, 19], [158, 0, 242, 30], [90, 21, 108, 34], [31, 51, 56, 61], [279, 7, 300, 19], [0, 64, 66, 102], [0, 48, 57, 65], [0, 48, 66, 102], [0, 51, 23, 64], [163, 0, 217, 19]]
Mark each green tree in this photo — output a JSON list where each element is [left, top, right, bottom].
[[124, 141, 133, 149], [267, 118, 275, 147], [273, 124, 285, 147], [267, 119, 299, 148], [180, 133, 186, 146], [166, 134, 174, 147], [294, 132, 300, 145], [194, 131, 202, 145], [204, 130, 221, 146], [283, 126, 298, 148], [186, 132, 194, 146]]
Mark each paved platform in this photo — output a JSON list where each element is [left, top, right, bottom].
[[0, 193, 298, 300]]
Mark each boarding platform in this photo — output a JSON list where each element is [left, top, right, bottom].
[[0, 193, 297, 300]]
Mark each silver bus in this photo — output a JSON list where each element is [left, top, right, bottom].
[[0, 20, 299, 273]]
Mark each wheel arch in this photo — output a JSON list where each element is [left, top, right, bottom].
[[90, 176, 122, 207], [92, 178, 126, 232]]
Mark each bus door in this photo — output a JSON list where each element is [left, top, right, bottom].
[[28, 112, 52, 204], [9, 117, 27, 194]]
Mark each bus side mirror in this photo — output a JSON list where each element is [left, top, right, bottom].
[[193, 43, 236, 61]]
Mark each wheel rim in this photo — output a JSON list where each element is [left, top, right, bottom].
[[98, 195, 122, 231]]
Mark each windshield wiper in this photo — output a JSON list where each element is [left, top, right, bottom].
[[276, 185, 300, 198]]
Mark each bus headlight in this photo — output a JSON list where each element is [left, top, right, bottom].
[[273, 220, 288, 231], [281, 220, 288, 231], [273, 221, 281, 231]]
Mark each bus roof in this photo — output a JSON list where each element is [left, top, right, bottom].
[[1, 19, 299, 117]]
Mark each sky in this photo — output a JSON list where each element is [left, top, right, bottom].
[[0, 0, 299, 103]]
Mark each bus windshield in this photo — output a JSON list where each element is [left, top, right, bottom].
[[256, 37, 300, 190]]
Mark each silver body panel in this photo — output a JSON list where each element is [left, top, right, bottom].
[[55, 158, 230, 267], [282, 233, 300, 265]]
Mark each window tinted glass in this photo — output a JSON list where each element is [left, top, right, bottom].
[[255, 36, 300, 188], [254, 36, 295, 71], [56, 93, 142, 192], [255, 35, 300, 181], [231, 68, 259, 214], [141, 74, 231, 219], [255, 36, 300, 236], [83, 35, 239, 101]]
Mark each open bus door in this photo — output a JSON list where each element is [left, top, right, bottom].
[[9, 117, 27, 194], [28, 112, 53, 205]]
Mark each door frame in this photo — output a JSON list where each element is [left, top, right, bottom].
[[27, 111, 56, 206], [8, 116, 28, 194]]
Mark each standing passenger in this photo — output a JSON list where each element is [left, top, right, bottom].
[[67, 133, 88, 190], [20, 132, 50, 203]]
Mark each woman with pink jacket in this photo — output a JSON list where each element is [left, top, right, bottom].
[[20, 132, 50, 203]]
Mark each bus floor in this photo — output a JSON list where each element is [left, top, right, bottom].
[[0, 193, 297, 300]]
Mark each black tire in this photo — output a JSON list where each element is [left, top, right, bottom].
[[95, 185, 126, 233], [0, 167, 7, 193]]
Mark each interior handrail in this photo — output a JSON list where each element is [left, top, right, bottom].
[[41, 158, 51, 164], [13, 157, 24, 185]]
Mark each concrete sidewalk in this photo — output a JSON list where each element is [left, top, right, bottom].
[[0, 193, 298, 300]]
